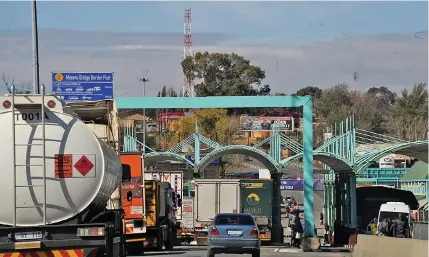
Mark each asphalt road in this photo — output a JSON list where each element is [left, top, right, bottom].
[[137, 246, 351, 257]]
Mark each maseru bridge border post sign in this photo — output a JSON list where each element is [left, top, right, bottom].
[[52, 72, 114, 103]]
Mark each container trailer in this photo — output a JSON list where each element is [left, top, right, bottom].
[[193, 179, 241, 246]]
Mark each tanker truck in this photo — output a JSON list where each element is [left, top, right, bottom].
[[0, 89, 130, 257]]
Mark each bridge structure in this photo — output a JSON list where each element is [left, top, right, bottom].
[[115, 95, 428, 242]]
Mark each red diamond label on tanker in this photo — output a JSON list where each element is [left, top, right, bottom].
[[74, 155, 94, 176]]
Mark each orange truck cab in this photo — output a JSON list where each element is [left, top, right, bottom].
[[120, 152, 180, 254], [120, 153, 146, 254]]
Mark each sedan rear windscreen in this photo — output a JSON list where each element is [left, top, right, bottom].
[[214, 215, 255, 226]]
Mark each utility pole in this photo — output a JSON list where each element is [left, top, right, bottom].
[[31, 0, 41, 94]]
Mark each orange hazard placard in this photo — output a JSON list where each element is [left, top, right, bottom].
[[55, 154, 73, 178]]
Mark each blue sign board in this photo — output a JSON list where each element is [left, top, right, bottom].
[[52, 72, 114, 103], [280, 179, 324, 191]]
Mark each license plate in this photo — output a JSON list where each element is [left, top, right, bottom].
[[227, 230, 243, 236], [15, 231, 43, 240]]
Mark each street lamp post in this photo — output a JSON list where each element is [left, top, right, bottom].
[[138, 72, 149, 155]]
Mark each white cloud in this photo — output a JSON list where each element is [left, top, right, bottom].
[[0, 29, 427, 97]]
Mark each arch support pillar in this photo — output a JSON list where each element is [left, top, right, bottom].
[[333, 171, 357, 245], [271, 172, 282, 244], [302, 98, 315, 237], [350, 173, 357, 228]]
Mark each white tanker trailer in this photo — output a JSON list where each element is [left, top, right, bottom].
[[0, 88, 130, 257]]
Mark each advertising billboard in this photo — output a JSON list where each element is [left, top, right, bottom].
[[379, 154, 395, 168], [240, 116, 294, 131]]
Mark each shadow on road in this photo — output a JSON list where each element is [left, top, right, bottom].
[[140, 251, 186, 256]]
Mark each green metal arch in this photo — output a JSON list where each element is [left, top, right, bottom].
[[280, 151, 353, 172], [355, 141, 429, 173], [197, 145, 281, 173], [143, 152, 195, 167]]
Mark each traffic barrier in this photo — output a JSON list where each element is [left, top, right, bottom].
[[352, 234, 428, 257]]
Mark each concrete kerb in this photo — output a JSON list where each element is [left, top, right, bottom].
[[351, 234, 428, 257]]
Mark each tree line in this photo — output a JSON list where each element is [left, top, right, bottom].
[[180, 52, 428, 142]]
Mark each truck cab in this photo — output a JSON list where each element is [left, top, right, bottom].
[[119, 153, 180, 253]]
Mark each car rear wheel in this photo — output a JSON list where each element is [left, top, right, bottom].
[[252, 250, 260, 257], [207, 249, 214, 257]]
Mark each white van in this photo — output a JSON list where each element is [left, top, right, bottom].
[[376, 202, 410, 235]]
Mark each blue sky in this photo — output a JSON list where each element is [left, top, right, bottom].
[[1, 1, 428, 44], [0, 1, 427, 96]]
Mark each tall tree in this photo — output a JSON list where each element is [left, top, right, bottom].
[[294, 86, 323, 100], [315, 83, 353, 124], [181, 52, 270, 97], [388, 83, 428, 140], [351, 92, 384, 132]]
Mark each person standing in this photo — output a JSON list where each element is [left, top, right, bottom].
[[390, 213, 409, 238], [324, 223, 330, 245], [379, 218, 389, 236], [320, 211, 324, 225], [293, 212, 303, 247]]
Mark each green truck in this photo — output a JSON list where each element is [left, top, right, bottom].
[[240, 179, 273, 242]]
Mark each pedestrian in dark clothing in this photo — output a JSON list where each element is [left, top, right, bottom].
[[320, 212, 324, 225], [291, 211, 303, 247], [324, 224, 330, 245], [387, 218, 393, 236], [390, 213, 409, 238], [379, 218, 389, 236]]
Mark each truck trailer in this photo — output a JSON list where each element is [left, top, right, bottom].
[[143, 171, 184, 244], [193, 179, 241, 246], [177, 197, 195, 244], [240, 179, 273, 242], [0, 90, 130, 257], [192, 178, 274, 245]]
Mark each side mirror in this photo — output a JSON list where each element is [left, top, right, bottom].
[[127, 191, 132, 202], [122, 164, 131, 182], [177, 194, 182, 207]]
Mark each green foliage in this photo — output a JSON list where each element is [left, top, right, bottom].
[[388, 83, 428, 140], [315, 83, 353, 124], [157, 85, 178, 97], [294, 86, 323, 100]]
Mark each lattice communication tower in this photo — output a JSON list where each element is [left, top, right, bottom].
[[182, 9, 194, 97]]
